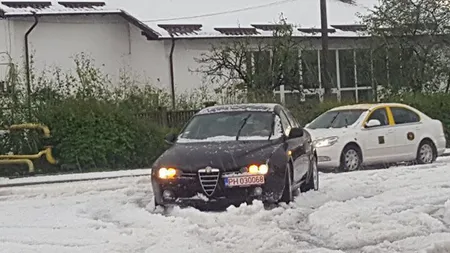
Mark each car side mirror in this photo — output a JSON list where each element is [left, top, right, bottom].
[[288, 127, 304, 139], [365, 119, 381, 128], [164, 133, 177, 144]]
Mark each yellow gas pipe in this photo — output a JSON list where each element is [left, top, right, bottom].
[[8, 123, 51, 137], [0, 124, 57, 174], [0, 159, 34, 173], [0, 147, 57, 165]]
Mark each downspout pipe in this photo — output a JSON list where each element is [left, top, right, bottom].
[[25, 12, 39, 122], [168, 34, 176, 109]]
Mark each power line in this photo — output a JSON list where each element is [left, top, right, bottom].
[[141, 0, 298, 23]]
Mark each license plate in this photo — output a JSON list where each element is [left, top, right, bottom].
[[224, 175, 265, 187]]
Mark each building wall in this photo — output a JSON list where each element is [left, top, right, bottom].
[[0, 18, 11, 84], [143, 37, 375, 104], [2, 15, 218, 98], [5, 14, 132, 86], [1, 14, 377, 105]]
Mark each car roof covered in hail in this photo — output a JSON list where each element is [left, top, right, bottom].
[[197, 103, 279, 115], [329, 103, 412, 111]]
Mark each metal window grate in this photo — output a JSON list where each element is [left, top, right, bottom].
[[214, 27, 259, 36], [1, 1, 51, 9], [157, 24, 202, 36], [57, 1, 105, 8], [298, 27, 336, 34]]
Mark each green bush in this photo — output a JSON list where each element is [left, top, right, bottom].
[[34, 99, 167, 173]]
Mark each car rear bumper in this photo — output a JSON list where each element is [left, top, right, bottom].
[[436, 136, 447, 156], [151, 172, 285, 209]]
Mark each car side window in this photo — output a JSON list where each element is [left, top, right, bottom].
[[390, 107, 420, 124], [278, 110, 292, 135], [368, 108, 389, 126]]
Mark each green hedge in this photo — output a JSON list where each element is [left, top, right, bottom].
[[35, 99, 168, 172]]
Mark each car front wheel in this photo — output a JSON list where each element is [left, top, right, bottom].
[[339, 144, 362, 172]]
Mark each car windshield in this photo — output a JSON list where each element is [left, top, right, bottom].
[[177, 111, 283, 143], [307, 109, 366, 129]]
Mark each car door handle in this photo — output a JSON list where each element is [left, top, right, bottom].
[[387, 129, 394, 133]]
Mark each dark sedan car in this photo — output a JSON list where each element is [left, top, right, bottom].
[[151, 103, 318, 210]]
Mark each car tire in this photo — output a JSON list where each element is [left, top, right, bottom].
[[416, 139, 437, 164], [280, 164, 293, 204], [339, 144, 362, 172], [301, 155, 319, 192]]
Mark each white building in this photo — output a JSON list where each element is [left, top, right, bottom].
[[1, 0, 383, 106]]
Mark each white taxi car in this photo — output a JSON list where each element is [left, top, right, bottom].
[[305, 103, 447, 172]]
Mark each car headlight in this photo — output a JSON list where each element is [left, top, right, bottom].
[[247, 164, 269, 175], [313, 136, 339, 148], [158, 167, 177, 179]]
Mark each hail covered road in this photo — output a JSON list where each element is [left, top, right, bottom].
[[1, 158, 450, 253]]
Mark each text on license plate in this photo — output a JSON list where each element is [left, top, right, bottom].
[[224, 175, 265, 187]]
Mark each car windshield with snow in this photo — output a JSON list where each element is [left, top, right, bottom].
[[150, 103, 318, 210], [305, 103, 447, 172]]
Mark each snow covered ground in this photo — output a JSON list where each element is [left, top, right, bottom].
[[1, 158, 450, 253]]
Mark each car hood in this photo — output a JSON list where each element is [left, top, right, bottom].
[[153, 140, 284, 172], [305, 127, 352, 140]]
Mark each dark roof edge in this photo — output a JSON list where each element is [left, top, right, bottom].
[[155, 35, 371, 40], [119, 10, 160, 39], [0, 9, 160, 39]]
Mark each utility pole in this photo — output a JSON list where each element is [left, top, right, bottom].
[[320, 0, 332, 99]]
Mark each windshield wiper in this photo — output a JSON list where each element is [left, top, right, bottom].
[[328, 113, 340, 128], [236, 113, 252, 141]]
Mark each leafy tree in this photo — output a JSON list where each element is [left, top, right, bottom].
[[361, 0, 450, 94], [193, 17, 306, 103]]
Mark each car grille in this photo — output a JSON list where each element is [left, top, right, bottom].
[[198, 167, 220, 196]]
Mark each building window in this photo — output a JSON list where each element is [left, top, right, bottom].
[[275, 47, 380, 103], [358, 89, 374, 102], [341, 90, 356, 102], [372, 48, 388, 87], [387, 47, 402, 89], [246, 50, 271, 90], [356, 49, 372, 87], [284, 92, 301, 106], [339, 49, 355, 88], [321, 49, 337, 88], [281, 49, 301, 91], [301, 50, 319, 89]]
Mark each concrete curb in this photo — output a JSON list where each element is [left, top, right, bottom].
[[1, 150, 449, 188], [0, 172, 151, 188]]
